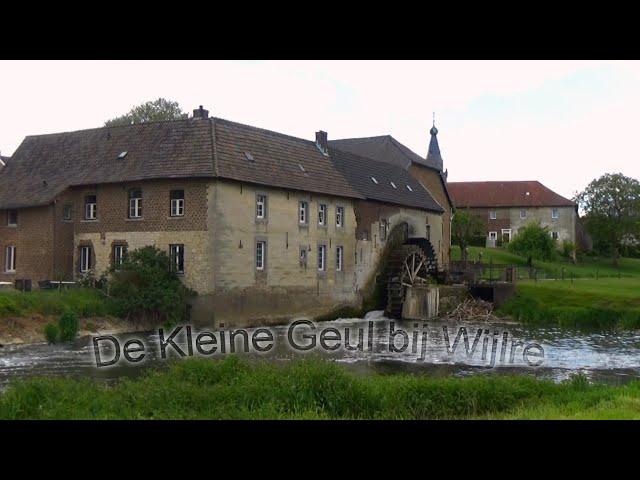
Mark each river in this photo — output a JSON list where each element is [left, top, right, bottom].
[[2, 311, 640, 390]]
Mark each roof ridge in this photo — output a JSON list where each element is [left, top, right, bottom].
[[213, 116, 319, 147], [23, 116, 192, 139]]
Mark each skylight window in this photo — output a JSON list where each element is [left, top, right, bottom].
[[245, 152, 255, 162], [117, 151, 128, 160], [390, 182, 397, 189], [371, 177, 379, 185], [406, 185, 413, 192]]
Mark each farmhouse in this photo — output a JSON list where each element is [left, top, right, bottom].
[[0, 106, 446, 325], [447, 180, 580, 247]]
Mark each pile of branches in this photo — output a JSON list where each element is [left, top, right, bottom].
[[442, 298, 500, 322]]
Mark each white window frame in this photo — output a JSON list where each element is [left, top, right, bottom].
[[318, 244, 326, 271], [256, 194, 266, 219], [551, 231, 559, 240], [256, 241, 266, 270], [5, 245, 16, 273], [336, 206, 344, 228], [170, 190, 185, 217], [299, 248, 307, 267], [318, 204, 327, 226], [501, 229, 512, 243], [552, 208, 559, 219], [520, 209, 526, 219], [113, 245, 126, 266], [489, 211, 497, 220], [7, 210, 17, 227], [85, 196, 97, 220], [489, 231, 498, 240], [170, 244, 185, 274], [299, 201, 308, 225], [80, 246, 92, 273], [336, 246, 343, 272], [129, 190, 142, 219]]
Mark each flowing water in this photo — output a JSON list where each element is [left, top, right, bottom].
[[2, 311, 640, 390]]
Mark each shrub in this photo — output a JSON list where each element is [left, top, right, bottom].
[[44, 323, 59, 344], [507, 222, 556, 261], [106, 246, 196, 325], [58, 311, 79, 342]]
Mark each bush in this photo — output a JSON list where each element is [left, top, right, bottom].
[[507, 222, 556, 261], [44, 323, 59, 344], [58, 311, 79, 342], [106, 246, 196, 325]]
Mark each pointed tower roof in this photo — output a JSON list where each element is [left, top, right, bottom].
[[426, 117, 443, 172]]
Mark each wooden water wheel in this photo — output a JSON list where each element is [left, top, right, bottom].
[[385, 244, 437, 319]]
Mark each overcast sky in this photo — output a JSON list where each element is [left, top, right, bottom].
[[1, 60, 639, 199]]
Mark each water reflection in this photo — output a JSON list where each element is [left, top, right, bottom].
[[2, 310, 640, 389]]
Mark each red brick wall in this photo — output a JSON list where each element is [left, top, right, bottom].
[[0, 205, 55, 286]]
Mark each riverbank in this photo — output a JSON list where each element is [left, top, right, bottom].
[[498, 278, 640, 329], [0, 288, 127, 345], [1, 356, 639, 419]]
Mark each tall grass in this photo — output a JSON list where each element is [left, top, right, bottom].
[[2, 357, 640, 419], [0, 288, 114, 318]]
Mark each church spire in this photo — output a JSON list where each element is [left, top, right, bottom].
[[426, 114, 443, 171]]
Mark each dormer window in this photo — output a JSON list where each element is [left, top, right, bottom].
[[371, 177, 379, 185], [406, 185, 413, 192], [390, 182, 397, 189], [117, 151, 128, 160]]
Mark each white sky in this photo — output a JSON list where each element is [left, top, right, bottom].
[[1, 60, 639, 200]]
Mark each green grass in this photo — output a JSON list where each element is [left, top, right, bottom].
[[452, 246, 640, 279], [0, 288, 114, 318], [497, 278, 640, 329], [2, 357, 640, 419]]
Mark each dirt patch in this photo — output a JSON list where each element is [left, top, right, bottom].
[[0, 315, 134, 346]]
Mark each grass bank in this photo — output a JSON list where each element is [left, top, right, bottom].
[[0, 288, 114, 318], [2, 357, 640, 419], [497, 278, 640, 329], [452, 246, 640, 279]]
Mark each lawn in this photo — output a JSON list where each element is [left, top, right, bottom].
[[2, 356, 640, 420], [0, 288, 114, 318], [497, 277, 640, 329], [451, 246, 640, 279]]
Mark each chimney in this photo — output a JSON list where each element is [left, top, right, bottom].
[[193, 105, 209, 119], [315, 130, 328, 155]]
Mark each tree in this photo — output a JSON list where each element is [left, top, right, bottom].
[[575, 173, 640, 265], [452, 209, 485, 262], [507, 222, 557, 262], [106, 246, 196, 325], [104, 98, 186, 127]]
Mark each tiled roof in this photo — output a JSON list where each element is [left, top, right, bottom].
[[329, 135, 439, 171], [212, 118, 362, 200], [329, 134, 453, 208], [328, 146, 444, 213], [0, 119, 215, 209], [447, 181, 575, 208]]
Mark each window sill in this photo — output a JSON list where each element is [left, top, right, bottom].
[[168, 215, 185, 219], [7, 225, 17, 228], [4, 271, 16, 275], [81, 219, 98, 223], [125, 217, 144, 221]]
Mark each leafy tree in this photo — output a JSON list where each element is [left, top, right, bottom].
[[104, 98, 186, 127], [507, 222, 557, 262], [106, 246, 195, 325], [575, 173, 640, 265], [452, 209, 486, 261]]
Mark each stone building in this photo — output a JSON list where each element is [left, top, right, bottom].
[[329, 124, 454, 267], [447, 180, 578, 246], [0, 106, 446, 325]]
